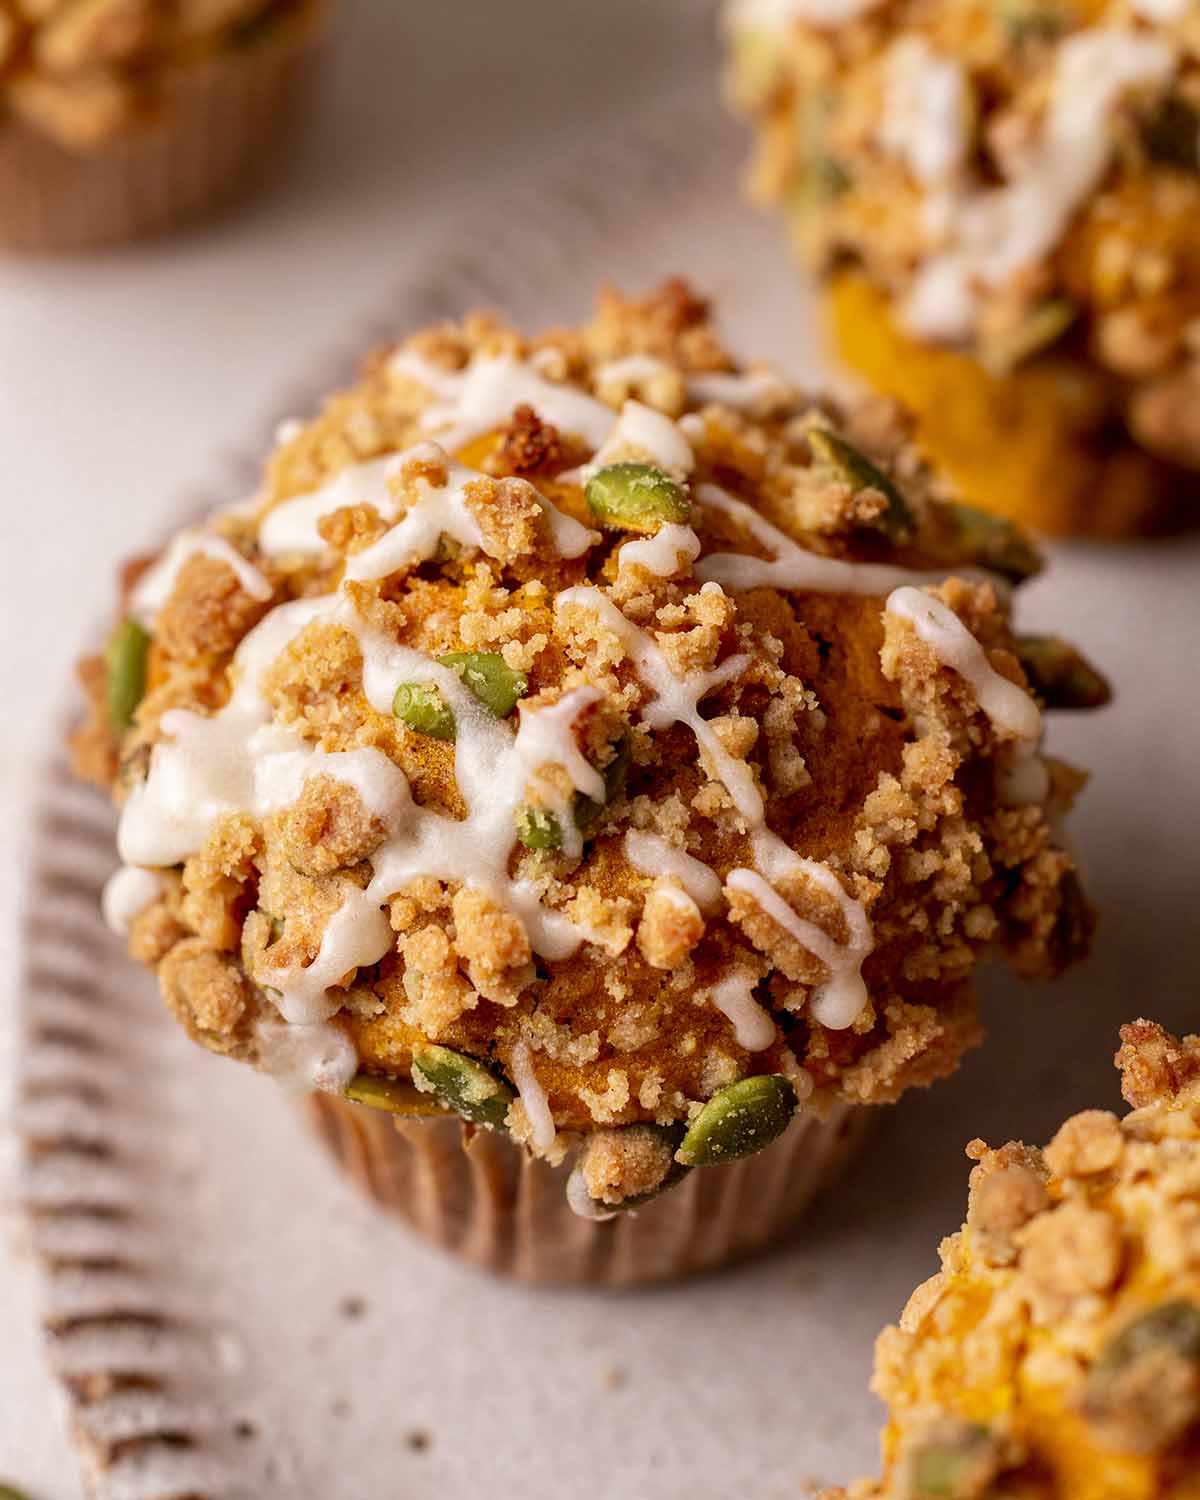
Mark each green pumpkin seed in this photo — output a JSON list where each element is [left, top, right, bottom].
[[1141, 95, 1200, 172], [979, 298, 1076, 378], [411, 1044, 514, 1128], [344, 1072, 447, 1117], [1083, 1300, 1200, 1451], [808, 427, 914, 541], [787, 87, 851, 221], [1049, 867, 1093, 973], [516, 805, 563, 850], [393, 682, 456, 741], [903, 1423, 997, 1500], [574, 735, 631, 832], [104, 618, 150, 734], [1016, 635, 1110, 709], [517, 735, 629, 851], [1097, 1301, 1200, 1372], [676, 1075, 797, 1167], [941, 502, 1042, 584], [438, 651, 527, 719], [586, 463, 690, 534]]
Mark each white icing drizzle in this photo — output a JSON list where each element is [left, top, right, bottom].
[[886, 586, 1048, 806], [558, 586, 873, 1028], [686, 368, 795, 418], [617, 524, 701, 579], [594, 354, 676, 386], [588, 398, 695, 476], [886, 587, 1039, 739], [1131, 0, 1189, 19], [515, 688, 606, 802], [594, 357, 796, 422], [565, 1162, 617, 1221], [624, 830, 722, 912], [696, 483, 954, 597], [129, 530, 272, 628], [115, 560, 602, 1028], [513, 687, 606, 861], [258, 454, 400, 557], [390, 349, 615, 455], [879, 37, 969, 192], [558, 584, 760, 822], [510, 1041, 556, 1151], [709, 970, 777, 1051], [897, 29, 1178, 342], [101, 865, 165, 936], [726, 0, 883, 31], [253, 1013, 358, 1094], [727, 850, 872, 1029], [259, 442, 593, 570]]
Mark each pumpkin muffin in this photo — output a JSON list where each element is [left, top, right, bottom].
[[817, 1020, 1200, 1499], [0, 0, 327, 250], [725, 0, 1200, 536], [74, 280, 1103, 1284]]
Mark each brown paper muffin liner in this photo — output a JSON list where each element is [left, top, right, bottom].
[[303, 1091, 872, 1288], [0, 1, 327, 253]]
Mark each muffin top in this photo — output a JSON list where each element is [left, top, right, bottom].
[[819, 1020, 1200, 1500], [76, 281, 1100, 1209], [0, 0, 303, 148], [726, 0, 1200, 464]]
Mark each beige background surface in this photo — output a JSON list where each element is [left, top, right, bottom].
[[2, 1, 1199, 1494]]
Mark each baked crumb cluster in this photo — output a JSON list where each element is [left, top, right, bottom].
[[75, 281, 1100, 1211], [0, 0, 303, 148], [819, 1021, 1200, 1500], [725, 0, 1200, 535]]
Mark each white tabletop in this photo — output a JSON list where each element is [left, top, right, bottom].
[[0, 1, 719, 1487]]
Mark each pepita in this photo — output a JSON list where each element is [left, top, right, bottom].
[[392, 681, 456, 741], [104, 618, 150, 735], [411, 1044, 514, 1128], [438, 651, 528, 719], [676, 1074, 796, 1166], [586, 463, 690, 534], [941, 502, 1041, 584], [1016, 635, 1110, 709], [808, 426, 914, 540]]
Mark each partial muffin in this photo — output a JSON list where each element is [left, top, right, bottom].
[[817, 1020, 1200, 1499], [75, 280, 1102, 1284], [725, 0, 1200, 536], [0, 0, 327, 250]]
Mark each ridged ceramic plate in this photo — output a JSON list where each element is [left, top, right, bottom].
[[17, 72, 1200, 1500]]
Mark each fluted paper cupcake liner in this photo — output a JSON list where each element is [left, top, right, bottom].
[[0, 1, 326, 253], [303, 1091, 872, 1288]]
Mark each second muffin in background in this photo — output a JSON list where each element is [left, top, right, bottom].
[[76, 281, 1103, 1285], [725, 0, 1200, 537]]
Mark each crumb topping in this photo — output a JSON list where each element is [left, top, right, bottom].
[[74, 281, 1100, 1206], [856, 1020, 1200, 1499]]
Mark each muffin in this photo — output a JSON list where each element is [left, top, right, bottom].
[[725, 0, 1200, 537], [0, 0, 327, 251], [818, 1020, 1200, 1500], [74, 280, 1103, 1286]]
